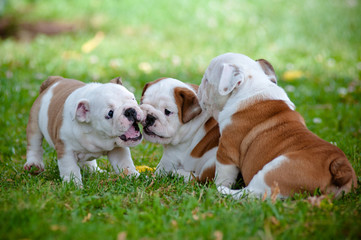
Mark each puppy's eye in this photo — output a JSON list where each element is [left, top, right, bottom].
[[105, 110, 114, 119], [164, 109, 171, 116]]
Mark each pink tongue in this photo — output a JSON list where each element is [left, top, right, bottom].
[[125, 125, 139, 138]]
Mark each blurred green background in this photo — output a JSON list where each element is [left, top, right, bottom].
[[1, 0, 360, 169]]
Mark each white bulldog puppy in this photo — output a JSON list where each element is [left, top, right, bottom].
[[198, 53, 357, 198], [140, 78, 219, 182], [25, 76, 143, 186]]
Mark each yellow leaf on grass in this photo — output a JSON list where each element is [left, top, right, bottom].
[[82, 213, 92, 223], [214, 231, 223, 240], [117, 232, 127, 240], [138, 62, 153, 74], [81, 31, 105, 53], [282, 70, 303, 81], [136, 165, 155, 172]]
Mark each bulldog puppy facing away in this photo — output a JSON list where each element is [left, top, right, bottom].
[[140, 78, 220, 182], [198, 52, 357, 198], [25, 76, 143, 186]]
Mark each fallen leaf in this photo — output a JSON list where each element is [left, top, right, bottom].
[[81, 31, 105, 53], [282, 70, 303, 81], [82, 213, 92, 223], [50, 225, 66, 231], [138, 62, 152, 74], [214, 231, 223, 240], [171, 220, 178, 228], [271, 182, 280, 203], [262, 191, 267, 201], [117, 232, 127, 240], [270, 216, 280, 225], [119, 168, 130, 178]]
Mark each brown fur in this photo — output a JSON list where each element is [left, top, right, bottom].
[[44, 77, 85, 158], [174, 87, 202, 123], [187, 83, 199, 92], [197, 165, 216, 183], [140, 78, 168, 103], [256, 59, 277, 84], [110, 76, 123, 85], [191, 117, 220, 158], [218, 100, 357, 196]]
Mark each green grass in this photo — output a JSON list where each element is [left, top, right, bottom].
[[1, 0, 361, 239]]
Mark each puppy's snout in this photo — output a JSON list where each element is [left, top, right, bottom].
[[145, 114, 156, 126], [124, 108, 137, 122]]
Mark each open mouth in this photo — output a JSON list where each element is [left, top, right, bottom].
[[143, 127, 164, 138], [120, 122, 142, 142]]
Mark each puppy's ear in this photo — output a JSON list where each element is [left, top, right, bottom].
[[218, 63, 244, 96], [76, 100, 90, 123], [110, 77, 123, 85], [256, 59, 277, 84], [174, 87, 202, 123]]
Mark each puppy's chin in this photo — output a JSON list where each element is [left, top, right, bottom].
[[115, 122, 143, 147], [143, 127, 172, 144]]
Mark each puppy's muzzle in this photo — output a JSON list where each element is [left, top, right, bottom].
[[124, 108, 138, 122], [145, 114, 156, 127]]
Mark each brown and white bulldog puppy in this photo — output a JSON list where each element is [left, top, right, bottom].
[[25, 76, 143, 186], [198, 53, 358, 198], [140, 78, 219, 182]]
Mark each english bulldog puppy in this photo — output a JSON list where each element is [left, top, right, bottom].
[[198, 53, 357, 198], [25, 76, 143, 186], [140, 78, 220, 182]]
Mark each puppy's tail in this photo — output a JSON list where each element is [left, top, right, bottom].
[[39, 76, 63, 93], [329, 157, 357, 197]]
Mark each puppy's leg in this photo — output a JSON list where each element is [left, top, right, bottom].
[[230, 155, 288, 199], [79, 160, 103, 172], [215, 161, 239, 188], [155, 156, 178, 176], [174, 169, 194, 182], [25, 110, 45, 174], [108, 147, 139, 177], [58, 152, 82, 186], [217, 186, 250, 199]]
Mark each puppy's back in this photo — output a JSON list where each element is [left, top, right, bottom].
[[39, 76, 64, 93]]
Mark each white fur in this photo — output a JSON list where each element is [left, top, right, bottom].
[[198, 53, 295, 198], [38, 82, 59, 148], [141, 78, 217, 181], [217, 156, 288, 199], [25, 79, 143, 186]]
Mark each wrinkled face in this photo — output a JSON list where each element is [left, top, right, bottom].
[[140, 78, 201, 145], [76, 83, 144, 147]]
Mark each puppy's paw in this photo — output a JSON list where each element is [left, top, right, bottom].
[[24, 163, 45, 175], [62, 175, 83, 188]]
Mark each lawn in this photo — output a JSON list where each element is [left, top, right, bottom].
[[1, 0, 361, 239]]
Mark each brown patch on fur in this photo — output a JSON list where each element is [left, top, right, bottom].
[[218, 100, 357, 196], [191, 117, 220, 158], [26, 95, 44, 153], [174, 87, 202, 123], [197, 164, 216, 183], [40, 76, 63, 93], [110, 77, 123, 85], [27, 76, 64, 149], [140, 77, 168, 103], [187, 83, 199, 92], [47, 77, 85, 158], [256, 59, 277, 84]]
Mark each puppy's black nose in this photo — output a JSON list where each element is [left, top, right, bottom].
[[124, 108, 137, 122], [145, 114, 156, 126]]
